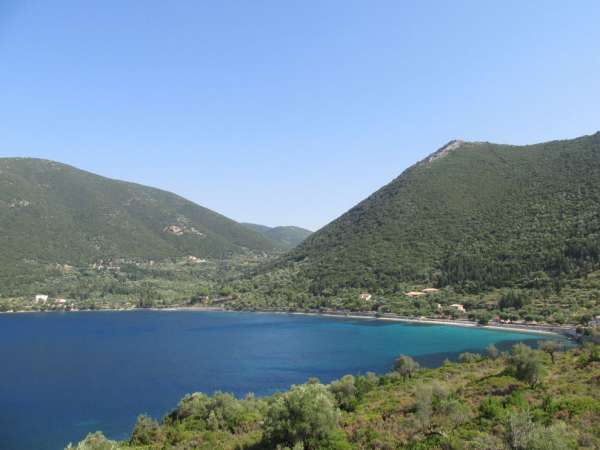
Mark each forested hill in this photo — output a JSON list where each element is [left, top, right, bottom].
[[282, 132, 600, 295], [242, 223, 312, 249], [0, 158, 277, 268]]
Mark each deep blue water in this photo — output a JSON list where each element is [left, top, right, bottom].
[[0, 311, 559, 450]]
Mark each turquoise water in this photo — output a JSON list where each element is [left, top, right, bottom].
[[0, 311, 559, 449]]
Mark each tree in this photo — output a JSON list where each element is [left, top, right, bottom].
[[394, 355, 420, 380], [506, 409, 575, 450], [412, 381, 450, 432], [585, 343, 600, 364], [459, 352, 481, 363], [486, 344, 500, 359], [538, 340, 561, 364], [508, 344, 546, 388], [499, 290, 530, 310], [219, 285, 234, 297], [507, 409, 535, 450], [137, 282, 158, 308], [475, 311, 492, 325], [66, 432, 118, 450], [263, 383, 340, 450], [130, 415, 163, 446], [329, 375, 358, 411]]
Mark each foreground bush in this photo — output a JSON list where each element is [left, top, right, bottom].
[[508, 343, 546, 388], [263, 383, 343, 449], [66, 432, 118, 450]]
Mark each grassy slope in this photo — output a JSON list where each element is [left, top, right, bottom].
[[0, 158, 276, 278], [70, 344, 600, 449], [279, 132, 600, 295]]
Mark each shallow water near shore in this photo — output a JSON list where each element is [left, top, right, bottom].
[[0, 310, 562, 450]]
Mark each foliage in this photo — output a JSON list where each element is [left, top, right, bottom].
[[538, 339, 562, 363], [241, 223, 313, 250], [486, 343, 500, 359], [66, 432, 118, 450], [263, 383, 341, 449], [329, 375, 358, 412], [268, 133, 600, 299], [499, 290, 531, 310], [68, 345, 600, 450], [394, 355, 420, 380], [0, 157, 279, 295], [130, 415, 163, 446], [459, 352, 482, 363], [508, 344, 546, 388]]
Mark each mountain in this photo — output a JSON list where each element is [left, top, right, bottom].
[[241, 223, 312, 249], [279, 132, 600, 295], [0, 158, 277, 271]]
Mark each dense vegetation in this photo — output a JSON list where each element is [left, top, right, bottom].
[[0, 254, 263, 311], [272, 133, 600, 297], [225, 265, 600, 325], [4, 134, 600, 325], [68, 342, 600, 449], [0, 158, 280, 293], [241, 223, 313, 250]]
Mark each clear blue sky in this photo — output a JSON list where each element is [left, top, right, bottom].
[[1, 1, 599, 230]]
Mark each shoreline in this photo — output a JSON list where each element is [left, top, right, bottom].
[[287, 311, 570, 337], [0, 305, 574, 337]]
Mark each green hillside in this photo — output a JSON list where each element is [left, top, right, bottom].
[[0, 158, 276, 280], [277, 132, 600, 296], [242, 223, 312, 249]]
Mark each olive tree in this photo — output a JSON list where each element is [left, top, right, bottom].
[[130, 415, 164, 446], [394, 355, 420, 380], [538, 340, 561, 364], [263, 383, 340, 450], [486, 344, 500, 359], [508, 344, 546, 388], [329, 375, 358, 411], [66, 432, 118, 450]]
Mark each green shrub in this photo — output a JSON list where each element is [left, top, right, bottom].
[[459, 352, 482, 363], [66, 432, 118, 450], [479, 397, 505, 421], [130, 415, 163, 446], [508, 344, 546, 388], [263, 383, 340, 450], [329, 375, 358, 411], [394, 355, 420, 380]]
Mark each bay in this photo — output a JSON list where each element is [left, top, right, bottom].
[[0, 311, 558, 449]]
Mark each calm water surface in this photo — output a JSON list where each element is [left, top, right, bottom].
[[0, 311, 558, 449]]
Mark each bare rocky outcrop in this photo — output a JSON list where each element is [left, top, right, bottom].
[[427, 140, 466, 163]]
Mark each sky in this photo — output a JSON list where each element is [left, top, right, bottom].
[[1, 1, 599, 231]]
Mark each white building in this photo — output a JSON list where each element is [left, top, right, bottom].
[[35, 294, 48, 303], [449, 303, 466, 313]]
